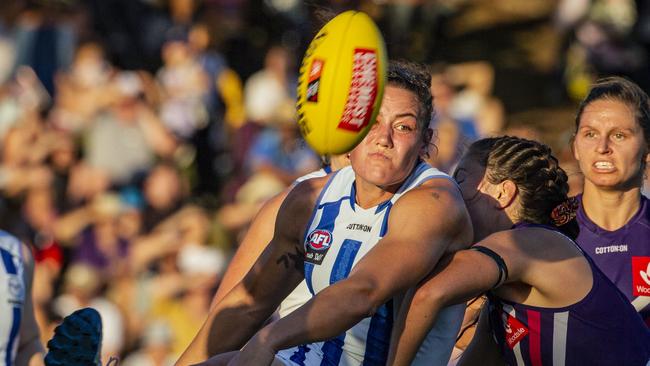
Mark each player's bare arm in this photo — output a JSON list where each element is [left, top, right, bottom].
[[388, 229, 538, 365], [388, 247, 501, 366], [211, 190, 289, 306], [213, 156, 347, 307], [388, 228, 593, 365], [176, 178, 326, 365], [226, 178, 472, 365]]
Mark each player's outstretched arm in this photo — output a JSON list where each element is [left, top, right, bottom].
[[387, 249, 500, 365], [228, 179, 473, 366], [16, 243, 45, 366], [176, 181, 318, 366], [388, 229, 530, 366], [211, 189, 289, 306]]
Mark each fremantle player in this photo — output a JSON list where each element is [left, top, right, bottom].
[[0, 231, 44, 366], [177, 60, 473, 366], [571, 76, 650, 325], [389, 136, 650, 366]]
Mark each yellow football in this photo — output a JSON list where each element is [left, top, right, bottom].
[[296, 11, 387, 155]]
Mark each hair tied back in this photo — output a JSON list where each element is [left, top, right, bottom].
[[551, 196, 580, 227]]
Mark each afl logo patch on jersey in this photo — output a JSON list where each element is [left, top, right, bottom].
[[7, 275, 24, 305], [305, 229, 332, 265]]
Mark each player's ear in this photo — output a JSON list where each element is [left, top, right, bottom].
[[496, 180, 517, 209]]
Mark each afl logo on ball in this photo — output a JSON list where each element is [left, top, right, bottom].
[[305, 229, 333, 265], [307, 59, 324, 103]]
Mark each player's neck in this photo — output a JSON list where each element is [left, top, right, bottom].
[[582, 183, 642, 231], [329, 154, 350, 171], [354, 179, 396, 209]]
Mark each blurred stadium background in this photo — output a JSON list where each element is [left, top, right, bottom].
[[0, 0, 648, 364]]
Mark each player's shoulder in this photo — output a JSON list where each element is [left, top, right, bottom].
[[401, 175, 463, 206], [480, 225, 571, 255], [281, 175, 330, 218], [418, 173, 459, 190], [294, 168, 329, 184], [291, 174, 330, 198], [275, 175, 331, 241], [391, 176, 469, 229]]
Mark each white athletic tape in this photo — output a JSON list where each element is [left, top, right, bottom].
[[631, 296, 650, 312]]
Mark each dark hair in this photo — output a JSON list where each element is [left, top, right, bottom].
[[575, 76, 650, 153], [387, 60, 433, 133], [468, 136, 579, 240]]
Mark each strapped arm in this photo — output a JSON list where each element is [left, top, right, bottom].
[[470, 246, 509, 289], [229, 179, 473, 365]]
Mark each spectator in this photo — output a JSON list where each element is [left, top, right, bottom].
[[51, 41, 113, 133], [243, 45, 296, 126], [142, 163, 186, 233], [83, 71, 177, 187], [245, 99, 319, 185], [71, 193, 130, 280], [157, 28, 210, 140]]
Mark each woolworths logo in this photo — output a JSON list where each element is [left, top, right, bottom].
[[632, 257, 650, 297], [641, 262, 650, 286], [502, 313, 528, 348]]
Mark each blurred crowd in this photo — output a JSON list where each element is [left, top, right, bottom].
[[0, 0, 648, 364]]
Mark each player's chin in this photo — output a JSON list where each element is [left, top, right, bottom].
[[370, 172, 409, 188], [360, 158, 392, 172], [589, 175, 629, 190]]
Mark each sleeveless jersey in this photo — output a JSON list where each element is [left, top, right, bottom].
[[276, 162, 465, 366], [487, 225, 650, 366], [575, 194, 650, 324], [0, 232, 25, 366], [279, 166, 330, 318]]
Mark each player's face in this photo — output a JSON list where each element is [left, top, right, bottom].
[[453, 156, 501, 241], [349, 85, 425, 190], [573, 99, 650, 191]]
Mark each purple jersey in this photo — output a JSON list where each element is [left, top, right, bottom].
[[487, 248, 650, 366], [575, 194, 650, 325]]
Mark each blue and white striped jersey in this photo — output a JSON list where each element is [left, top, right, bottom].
[[276, 162, 464, 366], [279, 166, 330, 318], [0, 232, 25, 366]]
